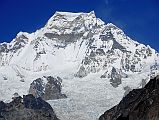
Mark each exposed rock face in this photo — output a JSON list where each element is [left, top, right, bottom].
[[29, 76, 67, 100], [75, 65, 87, 78], [99, 75, 159, 120], [101, 67, 127, 87], [109, 67, 122, 88], [123, 86, 132, 97], [0, 94, 59, 120]]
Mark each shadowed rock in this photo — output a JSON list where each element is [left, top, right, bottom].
[[110, 67, 122, 88], [0, 43, 8, 53], [44, 33, 83, 45], [99, 75, 159, 120], [100, 67, 128, 87], [0, 94, 59, 120], [29, 76, 67, 100]]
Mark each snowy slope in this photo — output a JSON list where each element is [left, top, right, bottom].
[[0, 11, 159, 119]]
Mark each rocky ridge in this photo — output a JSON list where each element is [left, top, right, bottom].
[[0, 94, 59, 120], [99, 75, 159, 120]]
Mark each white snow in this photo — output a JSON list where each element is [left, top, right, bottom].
[[0, 11, 158, 120]]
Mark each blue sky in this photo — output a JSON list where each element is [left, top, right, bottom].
[[0, 0, 159, 51]]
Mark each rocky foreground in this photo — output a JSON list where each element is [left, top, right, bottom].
[[99, 75, 159, 120], [0, 94, 59, 120]]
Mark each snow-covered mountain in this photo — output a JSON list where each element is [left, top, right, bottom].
[[0, 11, 159, 120]]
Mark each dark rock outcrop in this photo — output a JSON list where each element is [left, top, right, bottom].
[[0, 94, 59, 120], [101, 67, 124, 88], [109, 67, 122, 88], [99, 75, 159, 120], [29, 76, 67, 100]]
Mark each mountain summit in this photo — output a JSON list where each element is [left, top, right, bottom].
[[0, 11, 159, 120]]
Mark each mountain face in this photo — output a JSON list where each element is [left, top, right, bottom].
[[0, 11, 159, 120], [99, 75, 159, 120], [0, 11, 158, 75]]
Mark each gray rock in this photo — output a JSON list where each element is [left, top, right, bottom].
[[100, 67, 125, 87], [112, 39, 127, 52], [96, 49, 105, 56], [83, 57, 92, 65], [130, 65, 136, 72], [0, 94, 59, 120], [44, 76, 66, 100], [100, 71, 108, 78], [99, 31, 113, 41], [29, 78, 45, 98], [29, 76, 67, 100], [75, 65, 88, 78], [11, 34, 28, 52], [0, 43, 8, 53], [123, 86, 132, 96], [110, 67, 122, 88], [44, 33, 83, 45]]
